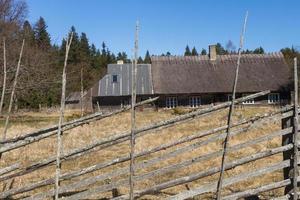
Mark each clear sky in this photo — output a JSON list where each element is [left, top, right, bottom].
[[26, 0, 300, 56]]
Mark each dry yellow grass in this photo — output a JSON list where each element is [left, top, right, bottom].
[[0, 106, 286, 199]]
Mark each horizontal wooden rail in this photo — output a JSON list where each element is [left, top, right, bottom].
[[57, 142, 294, 200], [222, 178, 297, 200], [0, 97, 159, 153], [166, 161, 292, 200], [1, 107, 292, 198], [112, 149, 293, 200]]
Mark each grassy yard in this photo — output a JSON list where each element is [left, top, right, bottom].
[[0, 106, 286, 199]]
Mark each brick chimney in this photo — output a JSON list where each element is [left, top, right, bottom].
[[117, 60, 124, 65], [209, 45, 217, 61]]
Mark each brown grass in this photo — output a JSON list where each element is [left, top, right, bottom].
[[0, 106, 286, 199]]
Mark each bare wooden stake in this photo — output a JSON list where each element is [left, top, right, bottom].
[[2, 39, 25, 140], [80, 66, 84, 117], [293, 57, 299, 200], [0, 38, 7, 115], [55, 32, 73, 200], [216, 11, 248, 200], [129, 21, 139, 200]]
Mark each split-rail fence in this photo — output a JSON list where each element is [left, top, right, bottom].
[[0, 88, 299, 200]]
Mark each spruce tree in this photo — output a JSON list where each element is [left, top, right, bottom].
[[253, 47, 265, 54], [79, 32, 90, 62], [34, 17, 51, 49], [191, 47, 198, 56], [184, 45, 192, 56], [216, 43, 227, 55], [23, 20, 35, 44], [144, 50, 151, 63], [137, 56, 143, 64], [200, 48, 207, 55]]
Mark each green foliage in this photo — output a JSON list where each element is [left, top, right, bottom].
[[34, 17, 51, 50], [281, 47, 300, 66], [144, 50, 151, 63], [184, 45, 192, 56], [191, 47, 198, 56], [216, 43, 228, 55], [200, 48, 207, 55], [253, 47, 265, 54]]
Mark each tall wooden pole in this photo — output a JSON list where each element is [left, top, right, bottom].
[[216, 12, 248, 200], [129, 21, 139, 200], [55, 32, 73, 200], [80, 66, 84, 117], [293, 57, 299, 200], [2, 39, 25, 140], [0, 38, 7, 115]]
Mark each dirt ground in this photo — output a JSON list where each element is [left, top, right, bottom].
[[0, 105, 287, 199]]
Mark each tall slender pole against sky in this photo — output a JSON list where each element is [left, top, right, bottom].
[[55, 32, 73, 200], [292, 57, 299, 200], [129, 20, 139, 200], [216, 11, 248, 200]]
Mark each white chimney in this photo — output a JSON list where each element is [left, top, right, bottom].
[[117, 60, 124, 65], [209, 45, 217, 61]]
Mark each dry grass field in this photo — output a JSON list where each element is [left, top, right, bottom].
[[0, 105, 287, 199]]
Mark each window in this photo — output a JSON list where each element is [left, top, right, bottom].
[[242, 94, 254, 104], [112, 75, 118, 83], [121, 99, 130, 107], [227, 94, 233, 101], [189, 96, 201, 107], [268, 93, 280, 104], [166, 97, 178, 108]]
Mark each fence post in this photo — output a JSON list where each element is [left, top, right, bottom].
[[282, 57, 299, 199]]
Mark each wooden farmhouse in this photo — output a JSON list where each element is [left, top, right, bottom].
[[67, 45, 292, 111]]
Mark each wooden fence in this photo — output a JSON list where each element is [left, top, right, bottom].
[[0, 88, 299, 199]]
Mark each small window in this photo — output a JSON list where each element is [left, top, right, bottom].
[[242, 94, 255, 104], [112, 75, 118, 83], [121, 99, 130, 107], [268, 93, 280, 104], [189, 96, 201, 108], [227, 94, 233, 101], [166, 97, 178, 108]]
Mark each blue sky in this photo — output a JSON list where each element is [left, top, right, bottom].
[[27, 0, 300, 56]]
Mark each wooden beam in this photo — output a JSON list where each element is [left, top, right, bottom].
[[293, 57, 299, 200], [166, 160, 291, 200], [55, 32, 73, 200], [216, 11, 248, 200], [2, 39, 25, 140], [0, 97, 159, 154], [0, 37, 7, 115], [129, 21, 139, 200]]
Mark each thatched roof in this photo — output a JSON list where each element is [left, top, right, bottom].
[[150, 53, 291, 94]]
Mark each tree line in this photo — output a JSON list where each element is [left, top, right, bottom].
[[0, 0, 299, 110]]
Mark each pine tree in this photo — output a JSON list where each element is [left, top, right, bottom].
[[22, 20, 35, 44], [166, 52, 171, 56], [67, 26, 80, 63], [137, 56, 143, 64], [184, 45, 192, 56], [200, 48, 207, 55], [79, 32, 90, 62], [191, 47, 198, 56], [144, 50, 151, 63], [34, 17, 51, 49], [253, 47, 265, 54], [216, 43, 227, 55]]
